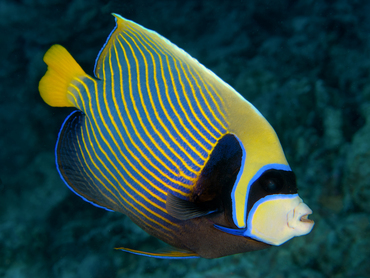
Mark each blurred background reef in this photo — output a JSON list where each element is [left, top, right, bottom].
[[0, 0, 369, 277]]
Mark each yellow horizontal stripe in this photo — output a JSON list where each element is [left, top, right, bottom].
[[96, 51, 173, 197], [127, 28, 215, 148], [82, 116, 174, 231], [64, 96, 120, 209], [119, 30, 205, 166], [175, 59, 220, 142], [82, 73, 190, 198], [70, 117, 120, 208], [70, 81, 178, 230], [121, 31, 200, 179], [112, 36, 194, 186], [129, 24, 227, 136], [79, 117, 169, 232], [113, 37, 198, 192], [139, 34, 207, 159], [189, 65, 228, 128], [77, 79, 172, 223], [119, 31, 201, 175], [69, 91, 141, 213], [184, 63, 227, 131], [152, 40, 219, 145], [149, 34, 227, 133], [103, 49, 191, 201]]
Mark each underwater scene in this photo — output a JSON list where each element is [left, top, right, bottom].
[[1, 0, 369, 277]]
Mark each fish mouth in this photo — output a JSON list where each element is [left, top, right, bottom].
[[300, 213, 314, 223], [287, 201, 314, 236]]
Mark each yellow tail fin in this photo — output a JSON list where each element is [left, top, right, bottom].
[[39, 44, 86, 107]]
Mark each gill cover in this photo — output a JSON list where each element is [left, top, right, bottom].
[[221, 97, 292, 228]]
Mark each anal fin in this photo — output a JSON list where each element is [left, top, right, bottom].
[[115, 246, 199, 259]]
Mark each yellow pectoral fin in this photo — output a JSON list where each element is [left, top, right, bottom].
[[39, 44, 86, 107], [115, 246, 199, 259]]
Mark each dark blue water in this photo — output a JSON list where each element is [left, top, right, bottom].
[[1, 0, 369, 277]]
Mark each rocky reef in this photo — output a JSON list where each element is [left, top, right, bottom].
[[0, 0, 369, 277]]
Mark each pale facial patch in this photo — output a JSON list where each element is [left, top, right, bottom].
[[245, 194, 314, 245]]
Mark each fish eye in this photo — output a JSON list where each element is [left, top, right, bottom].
[[260, 172, 284, 193]]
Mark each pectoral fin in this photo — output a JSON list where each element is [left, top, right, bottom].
[[166, 134, 243, 221], [166, 192, 218, 220]]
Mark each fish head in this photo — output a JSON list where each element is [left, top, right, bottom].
[[215, 169, 314, 246], [242, 169, 314, 245]]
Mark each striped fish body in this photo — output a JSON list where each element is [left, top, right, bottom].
[[39, 14, 311, 259], [59, 16, 230, 247]]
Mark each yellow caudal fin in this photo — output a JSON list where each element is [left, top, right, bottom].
[[39, 44, 86, 107]]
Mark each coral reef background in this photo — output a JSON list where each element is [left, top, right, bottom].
[[0, 0, 369, 277]]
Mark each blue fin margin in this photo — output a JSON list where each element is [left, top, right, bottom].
[[116, 246, 200, 259], [55, 110, 114, 212]]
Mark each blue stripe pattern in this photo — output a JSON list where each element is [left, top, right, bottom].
[[58, 15, 229, 240]]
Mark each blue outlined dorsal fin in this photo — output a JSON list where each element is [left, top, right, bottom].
[[93, 13, 233, 95], [94, 13, 172, 79], [93, 13, 131, 79]]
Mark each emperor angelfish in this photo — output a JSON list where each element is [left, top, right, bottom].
[[39, 14, 314, 259]]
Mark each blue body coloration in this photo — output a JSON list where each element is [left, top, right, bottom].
[[39, 13, 313, 259], [55, 110, 113, 212], [55, 14, 228, 251]]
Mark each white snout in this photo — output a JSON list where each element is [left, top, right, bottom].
[[287, 202, 314, 236]]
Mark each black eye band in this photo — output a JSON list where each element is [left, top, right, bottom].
[[260, 171, 284, 193], [246, 170, 298, 215]]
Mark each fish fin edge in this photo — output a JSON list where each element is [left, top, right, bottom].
[[39, 44, 86, 107], [93, 14, 136, 78], [213, 224, 245, 236], [56, 110, 115, 212], [115, 246, 199, 259]]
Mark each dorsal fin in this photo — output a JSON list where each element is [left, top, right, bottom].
[[56, 110, 123, 213], [94, 14, 139, 78], [93, 13, 234, 95], [94, 13, 195, 79]]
